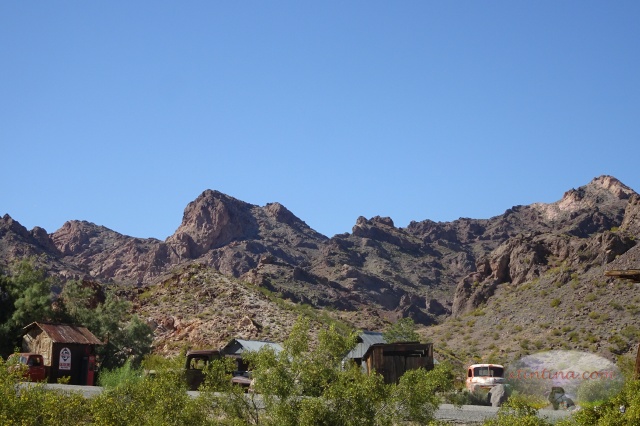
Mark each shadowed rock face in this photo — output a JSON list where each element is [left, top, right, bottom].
[[1, 175, 639, 329]]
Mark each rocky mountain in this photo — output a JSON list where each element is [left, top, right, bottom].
[[2, 175, 640, 361]]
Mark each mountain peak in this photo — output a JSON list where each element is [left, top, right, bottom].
[[531, 175, 636, 221], [166, 190, 258, 257], [587, 175, 635, 199]]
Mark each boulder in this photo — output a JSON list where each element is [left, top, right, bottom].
[[489, 384, 509, 407]]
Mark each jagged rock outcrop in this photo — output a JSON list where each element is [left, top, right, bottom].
[[51, 220, 169, 284], [1, 175, 639, 334], [0, 214, 59, 260], [450, 176, 638, 316], [0, 214, 75, 278], [166, 190, 259, 259], [620, 194, 640, 235]]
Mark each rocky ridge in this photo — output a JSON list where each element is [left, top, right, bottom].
[[2, 175, 640, 360]]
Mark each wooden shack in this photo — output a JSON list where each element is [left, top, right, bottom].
[[343, 331, 386, 368], [21, 322, 103, 386], [362, 342, 433, 384]]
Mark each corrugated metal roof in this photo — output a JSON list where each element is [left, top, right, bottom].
[[362, 342, 432, 360], [225, 339, 283, 355], [345, 331, 386, 360], [24, 323, 103, 345]]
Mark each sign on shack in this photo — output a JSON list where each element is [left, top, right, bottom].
[[21, 322, 102, 386], [362, 342, 434, 384]]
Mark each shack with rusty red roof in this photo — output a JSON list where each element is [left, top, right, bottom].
[[21, 322, 102, 385]]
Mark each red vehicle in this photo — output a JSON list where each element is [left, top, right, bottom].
[[8, 353, 47, 382]]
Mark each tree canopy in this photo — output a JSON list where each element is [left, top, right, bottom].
[[0, 260, 55, 355], [382, 317, 421, 343], [203, 316, 454, 425], [0, 259, 152, 368]]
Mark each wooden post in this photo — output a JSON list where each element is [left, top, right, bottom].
[[635, 343, 640, 380]]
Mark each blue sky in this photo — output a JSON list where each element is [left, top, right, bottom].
[[1, 2, 639, 239]]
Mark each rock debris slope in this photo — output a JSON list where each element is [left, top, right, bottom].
[[1, 175, 639, 358]]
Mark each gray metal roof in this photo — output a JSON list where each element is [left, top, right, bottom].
[[345, 331, 386, 360], [223, 339, 283, 356]]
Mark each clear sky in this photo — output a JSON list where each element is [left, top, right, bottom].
[[1, 2, 639, 239]]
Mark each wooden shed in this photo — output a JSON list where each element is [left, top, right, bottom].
[[344, 331, 386, 368], [362, 342, 434, 384], [21, 322, 103, 386]]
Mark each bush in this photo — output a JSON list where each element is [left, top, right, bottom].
[[90, 370, 213, 425], [0, 316, 455, 425], [97, 359, 144, 388], [557, 379, 640, 426], [209, 316, 454, 425], [576, 377, 623, 406], [484, 394, 552, 426], [0, 356, 90, 425]]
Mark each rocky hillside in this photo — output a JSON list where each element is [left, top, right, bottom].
[[2, 175, 640, 361]]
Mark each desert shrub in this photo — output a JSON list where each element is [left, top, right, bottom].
[[483, 393, 552, 426], [558, 379, 640, 426], [209, 316, 454, 426], [608, 335, 630, 355], [0, 356, 90, 425], [97, 358, 144, 388], [610, 301, 624, 311], [626, 304, 640, 315], [90, 370, 213, 425], [621, 326, 640, 341], [576, 376, 623, 406]]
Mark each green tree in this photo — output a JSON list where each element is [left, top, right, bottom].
[[0, 259, 55, 356], [90, 367, 214, 425], [59, 280, 153, 369], [383, 317, 420, 343], [209, 316, 453, 425]]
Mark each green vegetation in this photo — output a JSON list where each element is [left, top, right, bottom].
[[0, 316, 456, 425], [0, 259, 153, 368], [249, 281, 352, 335], [0, 260, 55, 354], [207, 316, 454, 425], [555, 379, 640, 425], [97, 359, 144, 388], [484, 394, 552, 426], [382, 317, 421, 343]]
